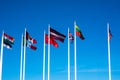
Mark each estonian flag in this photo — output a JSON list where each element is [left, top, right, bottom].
[[3, 33, 14, 49]]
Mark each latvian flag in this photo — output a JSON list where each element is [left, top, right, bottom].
[[24, 31, 37, 50], [45, 34, 58, 48], [50, 28, 66, 43], [3, 33, 15, 49], [75, 25, 85, 40]]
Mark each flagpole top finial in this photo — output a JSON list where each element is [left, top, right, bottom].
[[68, 27, 69, 31], [2, 30, 4, 33], [48, 24, 50, 26], [74, 21, 76, 25], [44, 30, 46, 34], [107, 22, 110, 28]]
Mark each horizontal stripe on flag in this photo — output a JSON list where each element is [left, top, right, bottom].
[[50, 28, 66, 42], [76, 32, 85, 40], [3, 41, 12, 49], [27, 42, 37, 50], [109, 28, 112, 40], [69, 32, 74, 41], [4, 38, 14, 44], [75, 25, 85, 40], [4, 33, 14, 43], [45, 34, 58, 48], [26, 31, 37, 44]]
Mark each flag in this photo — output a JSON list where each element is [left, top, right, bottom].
[[69, 32, 74, 42], [75, 25, 85, 40], [4, 33, 14, 42], [23, 31, 37, 50], [27, 43, 37, 50], [109, 28, 112, 40], [50, 27, 66, 42], [23, 36, 37, 50], [3, 33, 14, 49], [45, 34, 58, 48], [3, 40, 12, 49], [26, 31, 37, 44]]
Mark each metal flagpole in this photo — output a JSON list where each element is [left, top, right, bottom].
[[23, 28, 26, 80], [0, 31, 4, 80], [43, 31, 46, 80], [48, 25, 50, 80], [107, 23, 112, 80], [74, 21, 77, 80], [68, 28, 70, 80], [20, 34, 23, 80]]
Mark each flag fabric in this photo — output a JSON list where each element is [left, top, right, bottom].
[[69, 32, 74, 42], [3, 33, 14, 49], [75, 25, 85, 40], [23, 31, 37, 50], [4, 33, 14, 43], [3, 40, 12, 49], [50, 27, 66, 42], [26, 31, 37, 44], [45, 34, 58, 48], [27, 43, 37, 50], [109, 28, 112, 40]]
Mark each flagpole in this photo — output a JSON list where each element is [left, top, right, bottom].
[[20, 34, 23, 80], [23, 28, 26, 80], [68, 28, 70, 80], [107, 23, 112, 80], [74, 21, 77, 80], [0, 31, 4, 80], [43, 31, 46, 80], [48, 25, 50, 80]]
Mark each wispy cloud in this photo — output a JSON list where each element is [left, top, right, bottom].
[[58, 67, 120, 73]]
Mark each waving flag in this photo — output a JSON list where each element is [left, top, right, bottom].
[[50, 28, 66, 42], [75, 25, 85, 40], [69, 32, 74, 42], [45, 34, 58, 48], [109, 28, 112, 40], [26, 31, 37, 44], [4, 33, 14, 42], [23, 31, 37, 50], [27, 42, 37, 50], [3, 33, 14, 49]]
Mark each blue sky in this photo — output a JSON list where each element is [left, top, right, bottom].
[[0, 0, 120, 80]]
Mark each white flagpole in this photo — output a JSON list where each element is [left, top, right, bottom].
[[74, 21, 77, 80], [68, 28, 70, 80], [107, 23, 112, 80], [23, 28, 26, 80], [48, 25, 50, 80], [0, 31, 4, 80], [43, 31, 46, 80], [20, 34, 23, 80]]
